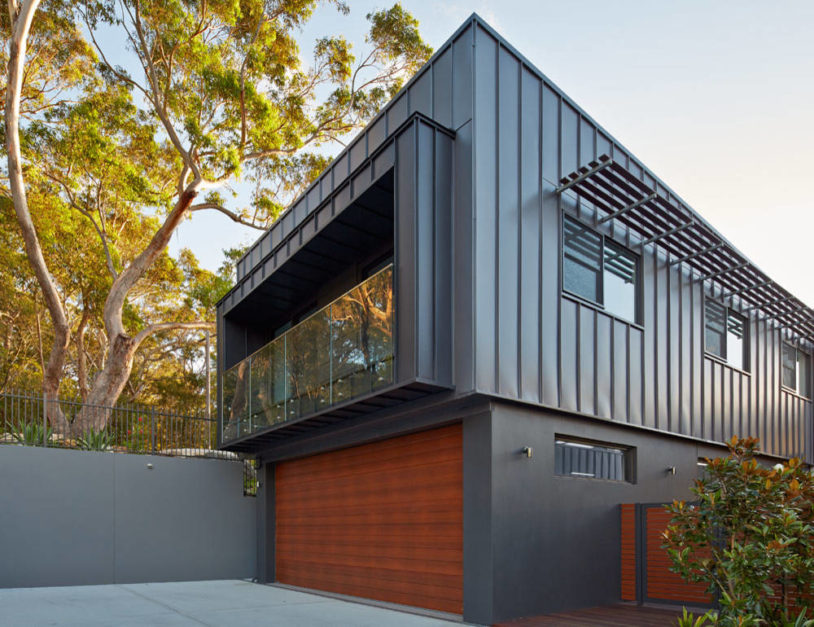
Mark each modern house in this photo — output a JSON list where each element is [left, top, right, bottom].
[[215, 14, 814, 624]]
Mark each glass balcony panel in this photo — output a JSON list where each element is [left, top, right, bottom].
[[221, 265, 393, 443], [286, 306, 331, 421], [268, 339, 287, 425], [364, 268, 395, 391], [249, 339, 287, 433], [222, 360, 249, 441], [331, 267, 394, 403]]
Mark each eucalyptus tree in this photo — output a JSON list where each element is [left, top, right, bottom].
[[4, 0, 431, 433]]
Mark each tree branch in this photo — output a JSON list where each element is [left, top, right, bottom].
[[132, 321, 214, 349], [189, 202, 267, 230]]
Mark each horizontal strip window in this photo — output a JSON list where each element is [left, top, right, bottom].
[[704, 299, 748, 371], [555, 438, 633, 482], [562, 214, 640, 324], [782, 343, 811, 399]]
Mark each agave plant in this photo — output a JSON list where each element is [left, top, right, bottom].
[[11, 420, 53, 447], [76, 427, 112, 451]]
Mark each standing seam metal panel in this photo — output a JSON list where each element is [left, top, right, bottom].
[[468, 21, 812, 461]]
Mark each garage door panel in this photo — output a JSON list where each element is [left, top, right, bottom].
[[276, 423, 463, 614], [277, 507, 462, 526], [275, 494, 462, 517], [277, 553, 463, 576], [276, 463, 462, 501], [277, 535, 462, 552], [277, 563, 462, 597], [276, 444, 462, 487], [277, 543, 462, 563], [276, 428, 461, 479]]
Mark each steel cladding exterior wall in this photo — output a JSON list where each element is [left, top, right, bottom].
[[214, 14, 814, 625], [394, 119, 454, 387], [0, 446, 256, 588], [221, 13, 811, 458], [467, 21, 812, 461]]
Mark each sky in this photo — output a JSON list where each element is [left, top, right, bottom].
[[167, 0, 814, 305]]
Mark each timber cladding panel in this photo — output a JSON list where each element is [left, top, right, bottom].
[[620, 504, 637, 601], [275, 423, 463, 614], [644, 507, 712, 605]]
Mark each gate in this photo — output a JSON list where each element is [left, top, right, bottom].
[[620, 503, 714, 607]]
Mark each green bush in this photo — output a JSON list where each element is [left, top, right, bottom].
[[664, 436, 814, 626]]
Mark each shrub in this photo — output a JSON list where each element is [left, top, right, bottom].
[[664, 436, 814, 625]]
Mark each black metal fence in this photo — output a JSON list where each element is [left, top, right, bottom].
[[0, 389, 258, 495], [1, 389, 220, 456]]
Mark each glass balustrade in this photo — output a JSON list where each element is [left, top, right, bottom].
[[221, 264, 394, 442]]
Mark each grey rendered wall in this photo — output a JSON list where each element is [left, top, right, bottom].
[[467, 20, 812, 461], [477, 401, 728, 622], [0, 446, 256, 588]]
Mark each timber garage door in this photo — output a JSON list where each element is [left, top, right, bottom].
[[275, 424, 463, 614]]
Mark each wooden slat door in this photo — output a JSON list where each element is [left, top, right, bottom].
[[275, 423, 463, 614], [644, 506, 712, 605]]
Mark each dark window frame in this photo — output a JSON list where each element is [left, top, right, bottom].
[[561, 213, 641, 324], [554, 436, 636, 483], [782, 342, 811, 399], [703, 297, 750, 372]]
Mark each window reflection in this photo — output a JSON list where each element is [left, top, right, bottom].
[[287, 307, 331, 420], [220, 265, 394, 442], [332, 269, 394, 403], [222, 359, 248, 441]]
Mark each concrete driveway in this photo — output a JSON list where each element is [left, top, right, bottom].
[[0, 580, 461, 626]]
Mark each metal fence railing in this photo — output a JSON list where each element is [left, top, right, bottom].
[[0, 389, 258, 495], [0, 389, 223, 457]]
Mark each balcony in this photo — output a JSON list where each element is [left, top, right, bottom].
[[221, 265, 394, 444]]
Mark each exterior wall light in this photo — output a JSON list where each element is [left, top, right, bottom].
[[521, 446, 533, 459]]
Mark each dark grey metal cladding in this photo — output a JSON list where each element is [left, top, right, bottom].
[[217, 115, 456, 449], [468, 21, 812, 461], [230, 19, 476, 287], [395, 119, 454, 387], [219, 150, 395, 322]]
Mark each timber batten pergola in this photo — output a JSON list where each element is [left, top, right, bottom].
[[557, 155, 814, 343]]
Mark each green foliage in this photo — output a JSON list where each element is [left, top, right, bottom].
[[76, 427, 112, 451], [665, 436, 814, 624], [86, 0, 432, 229], [11, 420, 53, 446], [677, 608, 814, 627], [3, 0, 431, 416], [243, 459, 258, 497], [677, 607, 713, 627]]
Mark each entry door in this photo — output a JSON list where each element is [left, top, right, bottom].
[[275, 423, 463, 614]]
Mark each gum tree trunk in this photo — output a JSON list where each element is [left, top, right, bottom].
[[5, 0, 70, 434]]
